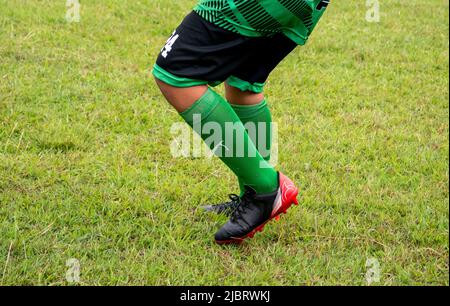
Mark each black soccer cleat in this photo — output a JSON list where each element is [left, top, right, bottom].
[[202, 194, 241, 217], [215, 172, 299, 245]]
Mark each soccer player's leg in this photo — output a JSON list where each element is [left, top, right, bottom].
[[225, 83, 272, 183], [154, 78, 299, 245], [209, 34, 301, 244], [154, 78, 278, 194], [204, 34, 298, 216], [202, 84, 272, 214]]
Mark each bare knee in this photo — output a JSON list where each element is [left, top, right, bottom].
[[225, 82, 264, 106], [154, 77, 208, 113]]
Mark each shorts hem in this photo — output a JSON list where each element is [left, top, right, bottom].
[[153, 64, 219, 87], [227, 76, 265, 93]]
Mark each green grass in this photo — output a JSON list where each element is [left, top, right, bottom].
[[0, 0, 448, 286]]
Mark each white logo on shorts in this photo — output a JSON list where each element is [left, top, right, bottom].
[[161, 31, 180, 58]]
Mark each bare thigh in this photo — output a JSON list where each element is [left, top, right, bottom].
[[155, 78, 208, 113], [224, 82, 265, 106]]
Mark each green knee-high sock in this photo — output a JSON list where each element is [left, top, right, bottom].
[[231, 100, 272, 196], [180, 88, 278, 194]]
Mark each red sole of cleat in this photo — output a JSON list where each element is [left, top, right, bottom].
[[215, 191, 299, 245]]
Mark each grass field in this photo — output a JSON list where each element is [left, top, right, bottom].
[[0, 0, 448, 286]]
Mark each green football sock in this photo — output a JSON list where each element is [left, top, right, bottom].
[[180, 88, 278, 194], [231, 100, 272, 196]]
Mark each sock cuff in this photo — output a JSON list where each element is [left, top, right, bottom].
[[180, 88, 221, 125], [230, 99, 269, 119]]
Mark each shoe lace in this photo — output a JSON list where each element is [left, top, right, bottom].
[[230, 190, 253, 223], [215, 194, 240, 212]]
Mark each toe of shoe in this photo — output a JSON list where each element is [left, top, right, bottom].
[[214, 228, 230, 241], [215, 221, 252, 242], [215, 221, 240, 241]]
